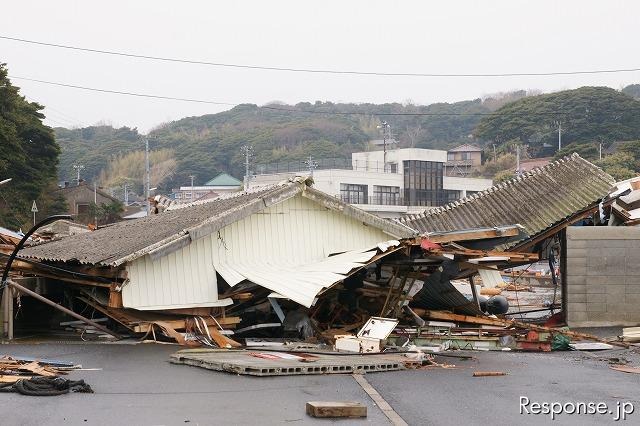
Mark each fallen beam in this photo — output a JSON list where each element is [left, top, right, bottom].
[[7, 280, 120, 339]]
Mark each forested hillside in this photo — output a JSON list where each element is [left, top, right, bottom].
[[475, 86, 640, 157], [57, 97, 501, 190], [56, 85, 640, 195]]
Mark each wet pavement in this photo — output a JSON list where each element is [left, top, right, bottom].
[[1, 340, 639, 425]]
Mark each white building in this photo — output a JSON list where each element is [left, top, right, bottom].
[[252, 148, 493, 219], [173, 173, 242, 204]]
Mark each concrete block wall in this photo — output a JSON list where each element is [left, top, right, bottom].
[[566, 227, 640, 327]]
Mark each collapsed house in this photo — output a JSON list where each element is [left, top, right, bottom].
[[1, 154, 637, 351]]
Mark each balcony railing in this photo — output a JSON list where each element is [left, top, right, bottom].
[[339, 195, 405, 206], [256, 158, 401, 174]]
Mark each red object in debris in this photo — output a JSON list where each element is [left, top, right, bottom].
[[544, 312, 564, 327], [420, 239, 442, 251]]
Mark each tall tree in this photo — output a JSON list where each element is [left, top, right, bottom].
[[0, 63, 62, 229]]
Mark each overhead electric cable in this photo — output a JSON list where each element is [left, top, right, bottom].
[[2, 34, 640, 77], [10, 75, 640, 117]]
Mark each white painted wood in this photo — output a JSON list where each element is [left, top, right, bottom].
[[124, 194, 390, 310]]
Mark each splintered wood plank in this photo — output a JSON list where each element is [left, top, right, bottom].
[[306, 401, 367, 418]]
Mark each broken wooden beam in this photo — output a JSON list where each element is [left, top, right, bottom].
[[306, 401, 367, 418], [419, 310, 630, 348]]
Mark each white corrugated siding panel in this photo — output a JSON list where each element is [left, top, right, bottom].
[[124, 194, 391, 309], [124, 236, 226, 310], [214, 249, 379, 307], [212, 195, 391, 307], [478, 268, 505, 289]]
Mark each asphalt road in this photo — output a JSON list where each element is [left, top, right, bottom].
[[1, 342, 639, 425]]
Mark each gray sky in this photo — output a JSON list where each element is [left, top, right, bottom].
[[2, 0, 639, 132]]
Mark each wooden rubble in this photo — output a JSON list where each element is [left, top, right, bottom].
[[0, 356, 79, 384]]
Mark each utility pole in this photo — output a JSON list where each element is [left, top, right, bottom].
[[144, 138, 150, 214], [555, 121, 562, 151], [303, 155, 318, 177], [189, 175, 196, 202], [73, 164, 85, 186], [599, 142, 603, 160], [492, 144, 497, 162], [378, 121, 391, 172], [515, 145, 521, 175], [93, 181, 98, 227], [240, 145, 252, 190], [123, 183, 129, 206]]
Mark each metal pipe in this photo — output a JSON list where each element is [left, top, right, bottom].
[[6, 279, 120, 339]]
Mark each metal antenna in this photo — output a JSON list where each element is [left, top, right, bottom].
[[144, 138, 150, 214], [303, 155, 318, 177], [189, 175, 196, 202], [377, 121, 391, 171], [72, 164, 85, 186], [240, 145, 253, 190]]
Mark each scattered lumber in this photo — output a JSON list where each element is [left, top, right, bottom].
[[480, 288, 502, 296], [473, 371, 506, 377], [610, 365, 640, 374], [418, 310, 630, 348], [306, 401, 367, 418]]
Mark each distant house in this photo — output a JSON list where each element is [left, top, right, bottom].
[[447, 144, 483, 166], [174, 173, 242, 204], [56, 182, 121, 225]]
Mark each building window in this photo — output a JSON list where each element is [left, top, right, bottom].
[[389, 163, 398, 173], [461, 152, 471, 160], [403, 160, 445, 207], [373, 186, 400, 205], [340, 183, 368, 204], [447, 153, 455, 161], [76, 203, 90, 215]]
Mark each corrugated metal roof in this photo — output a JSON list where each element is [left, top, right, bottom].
[[21, 178, 415, 267], [215, 248, 386, 307], [401, 154, 615, 247]]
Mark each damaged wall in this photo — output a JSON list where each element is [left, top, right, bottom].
[[566, 227, 640, 327], [123, 194, 391, 310]]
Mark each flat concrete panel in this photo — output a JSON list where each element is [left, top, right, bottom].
[[586, 285, 607, 294], [568, 227, 640, 240], [567, 311, 587, 322], [567, 276, 586, 286], [567, 302, 587, 312], [586, 302, 606, 312], [567, 293, 586, 303], [567, 227, 640, 327], [566, 248, 587, 259]]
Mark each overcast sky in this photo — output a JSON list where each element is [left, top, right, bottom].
[[2, 0, 639, 132]]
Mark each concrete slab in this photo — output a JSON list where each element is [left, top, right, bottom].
[[170, 348, 405, 376]]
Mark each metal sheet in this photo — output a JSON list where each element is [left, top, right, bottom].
[[401, 154, 615, 249], [478, 268, 505, 289]]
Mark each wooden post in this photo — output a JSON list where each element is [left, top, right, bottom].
[[469, 275, 480, 310]]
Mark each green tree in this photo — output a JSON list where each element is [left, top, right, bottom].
[[475, 87, 640, 157], [595, 152, 637, 181], [0, 63, 60, 229]]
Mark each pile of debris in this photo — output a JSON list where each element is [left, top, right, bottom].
[[0, 156, 638, 377], [0, 356, 92, 395]]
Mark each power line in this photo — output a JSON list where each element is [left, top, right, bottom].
[[2, 34, 640, 78], [10, 75, 236, 106], [10, 74, 640, 118]]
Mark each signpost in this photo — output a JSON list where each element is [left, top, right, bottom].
[[31, 200, 38, 225]]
